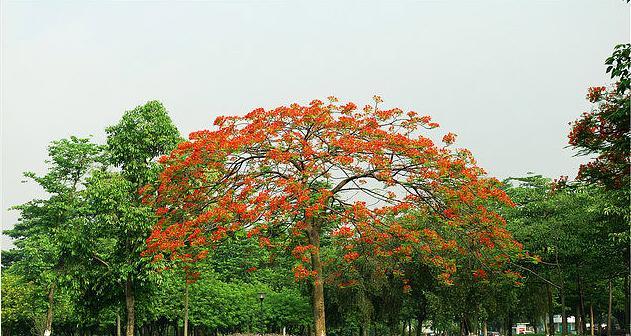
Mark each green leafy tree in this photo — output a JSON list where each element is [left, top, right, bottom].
[[4, 136, 103, 335], [89, 100, 182, 336], [567, 44, 630, 334], [504, 175, 627, 336]]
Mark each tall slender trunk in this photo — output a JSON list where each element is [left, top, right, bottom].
[[607, 280, 612, 336], [554, 245, 566, 336], [461, 313, 471, 336], [184, 282, 189, 336], [125, 275, 135, 336], [578, 276, 587, 335], [548, 283, 555, 336], [483, 320, 488, 336], [577, 306, 583, 336], [625, 275, 630, 336], [561, 282, 568, 336], [590, 304, 594, 336], [117, 313, 121, 336], [44, 282, 56, 336], [307, 224, 326, 336]]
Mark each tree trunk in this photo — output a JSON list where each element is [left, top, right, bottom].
[[417, 317, 424, 336], [117, 313, 121, 336], [548, 283, 555, 336], [561, 282, 568, 336], [184, 283, 189, 336], [590, 303, 594, 336], [416, 308, 427, 336], [625, 275, 630, 336], [44, 282, 56, 336], [483, 320, 488, 336], [578, 276, 587, 335], [507, 311, 513, 336], [607, 280, 612, 336], [577, 306, 583, 336], [554, 247, 565, 336], [461, 314, 470, 336], [307, 224, 326, 336], [125, 275, 135, 336]]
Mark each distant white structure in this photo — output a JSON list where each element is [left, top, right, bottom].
[[512, 316, 578, 335], [552, 315, 577, 334]]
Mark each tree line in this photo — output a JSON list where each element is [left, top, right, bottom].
[[2, 45, 629, 336]]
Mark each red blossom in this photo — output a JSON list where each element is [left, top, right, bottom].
[[141, 98, 521, 286]]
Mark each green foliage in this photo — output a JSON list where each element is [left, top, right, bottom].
[[187, 276, 310, 332], [2, 267, 81, 334], [3, 136, 103, 334], [504, 175, 627, 277], [502, 175, 629, 334], [105, 100, 182, 186], [1, 270, 43, 330], [606, 44, 630, 94]]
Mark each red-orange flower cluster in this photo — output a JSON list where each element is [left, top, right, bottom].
[[141, 97, 521, 289]]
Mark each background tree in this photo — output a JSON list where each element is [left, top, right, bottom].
[[93, 100, 182, 336], [568, 43, 630, 333], [503, 175, 628, 336], [3, 136, 103, 336]]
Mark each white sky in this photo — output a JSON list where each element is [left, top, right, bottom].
[[1, 1, 629, 249]]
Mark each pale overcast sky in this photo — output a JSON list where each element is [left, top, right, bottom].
[[1, 1, 629, 248]]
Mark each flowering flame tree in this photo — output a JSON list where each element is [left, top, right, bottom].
[[568, 44, 630, 189], [143, 97, 520, 336]]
